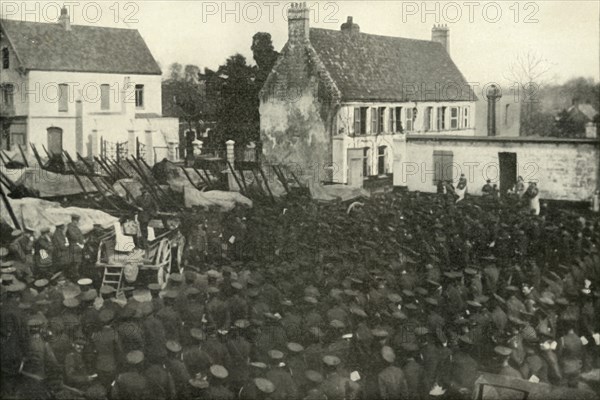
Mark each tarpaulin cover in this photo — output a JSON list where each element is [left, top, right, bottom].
[[113, 178, 144, 199], [183, 187, 252, 211], [1, 197, 117, 235], [13, 168, 97, 197]]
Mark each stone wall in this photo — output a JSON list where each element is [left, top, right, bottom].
[[398, 135, 599, 201]]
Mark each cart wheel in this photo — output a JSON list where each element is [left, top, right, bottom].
[[156, 239, 172, 287]]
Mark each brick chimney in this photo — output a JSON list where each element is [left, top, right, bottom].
[[288, 2, 310, 43], [432, 24, 449, 54], [341, 16, 360, 34], [58, 6, 71, 31]]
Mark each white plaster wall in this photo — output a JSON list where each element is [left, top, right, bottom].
[[401, 139, 599, 201]]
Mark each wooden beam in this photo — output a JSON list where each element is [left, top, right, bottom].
[[17, 145, 29, 167]]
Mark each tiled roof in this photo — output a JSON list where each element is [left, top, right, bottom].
[[309, 28, 476, 102], [1, 19, 161, 75]]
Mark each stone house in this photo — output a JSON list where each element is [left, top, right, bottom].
[[0, 8, 178, 164], [259, 2, 477, 186]]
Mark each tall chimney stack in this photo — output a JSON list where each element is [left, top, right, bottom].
[[287, 2, 310, 44], [58, 6, 71, 31], [431, 24, 449, 54]]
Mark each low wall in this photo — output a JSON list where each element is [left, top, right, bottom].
[[397, 135, 599, 201]]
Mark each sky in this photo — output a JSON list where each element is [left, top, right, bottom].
[[2, 0, 599, 87]]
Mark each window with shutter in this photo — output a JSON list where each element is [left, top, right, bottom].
[[58, 84, 69, 112], [433, 150, 454, 183]]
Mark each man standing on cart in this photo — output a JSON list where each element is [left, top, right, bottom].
[[66, 214, 85, 281]]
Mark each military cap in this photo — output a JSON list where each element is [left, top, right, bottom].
[[475, 295, 489, 304], [1, 273, 15, 282], [10, 230, 22, 237], [505, 285, 519, 293], [189, 373, 209, 389], [169, 273, 183, 283], [402, 289, 415, 297], [425, 297, 439, 306], [538, 296, 554, 306], [459, 335, 473, 345], [280, 299, 293, 307], [247, 288, 259, 298], [287, 342, 304, 353], [464, 268, 478, 275], [36, 299, 52, 306], [210, 365, 228, 379], [415, 287, 428, 296], [0, 247, 8, 257], [85, 384, 107, 400], [34, 279, 49, 288], [426, 279, 441, 288], [555, 298, 569, 306], [40, 226, 51, 234], [100, 285, 116, 295], [126, 350, 144, 365], [305, 370, 324, 383], [371, 328, 389, 338], [163, 290, 179, 299], [304, 296, 318, 304], [190, 328, 206, 341], [305, 285, 321, 297], [508, 315, 526, 326], [81, 289, 97, 302], [234, 319, 250, 329], [330, 319, 345, 329], [99, 309, 115, 324], [322, 355, 341, 366], [71, 213, 81, 220], [402, 342, 420, 352], [147, 283, 162, 291], [466, 300, 482, 308], [9, 281, 26, 292], [166, 340, 182, 353], [1, 263, 16, 271], [19, 302, 32, 310], [268, 350, 284, 360], [494, 346, 512, 357], [381, 346, 395, 363], [249, 362, 267, 369], [231, 281, 243, 290], [206, 286, 220, 294], [392, 310, 407, 320], [493, 294, 506, 304], [481, 255, 496, 261], [254, 378, 275, 394], [349, 306, 367, 317], [63, 298, 80, 308], [185, 287, 200, 297], [55, 222, 65, 227], [404, 303, 418, 311], [207, 269, 220, 278], [415, 326, 430, 336], [62, 284, 82, 298], [387, 293, 402, 303]]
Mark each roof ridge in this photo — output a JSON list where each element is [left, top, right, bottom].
[[309, 26, 436, 45], [0, 18, 139, 32]]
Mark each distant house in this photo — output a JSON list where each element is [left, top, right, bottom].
[[259, 3, 477, 185], [0, 7, 178, 164]]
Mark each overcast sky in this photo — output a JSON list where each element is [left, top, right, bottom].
[[2, 1, 599, 87]]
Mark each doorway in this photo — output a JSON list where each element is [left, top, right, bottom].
[[498, 152, 517, 194], [347, 148, 364, 187], [47, 127, 63, 155]]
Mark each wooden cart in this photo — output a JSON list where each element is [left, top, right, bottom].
[[96, 222, 186, 290]]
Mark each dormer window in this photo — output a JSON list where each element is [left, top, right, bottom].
[[2, 47, 9, 69]]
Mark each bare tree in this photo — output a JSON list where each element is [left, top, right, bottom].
[[504, 50, 555, 135]]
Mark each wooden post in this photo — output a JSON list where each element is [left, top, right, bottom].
[[17, 145, 29, 167]]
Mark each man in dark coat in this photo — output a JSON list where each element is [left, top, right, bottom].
[[66, 214, 85, 280], [51, 222, 70, 277], [34, 227, 54, 278]]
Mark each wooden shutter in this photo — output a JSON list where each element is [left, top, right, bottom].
[[433, 150, 453, 183]]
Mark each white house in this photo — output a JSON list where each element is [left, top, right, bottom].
[[259, 3, 477, 186], [0, 7, 178, 164]]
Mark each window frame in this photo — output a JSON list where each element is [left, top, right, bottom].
[[405, 108, 414, 132], [58, 83, 69, 112], [1, 84, 14, 106], [100, 84, 110, 110], [433, 150, 454, 184], [377, 145, 387, 175], [450, 107, 459, 129], [437, 107, 446, 130], [2, 47, 9, 69], [363, 147, 371, 177]]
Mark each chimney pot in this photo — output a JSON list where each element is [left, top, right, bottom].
[[58, 6, 71, 31]]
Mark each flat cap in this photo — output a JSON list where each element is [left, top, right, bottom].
[[305, 370, 324, 383], [323, 355, 341, 366], [166, 340, 182, 353], [210, 365, 228, 379], [381, 346, 395, 363], [254, 378, 275, 394], [126, 350, 144, 365], [268, 350, 284, 360], [287, 342, 304, 353], [494, 346, 512, 356]]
